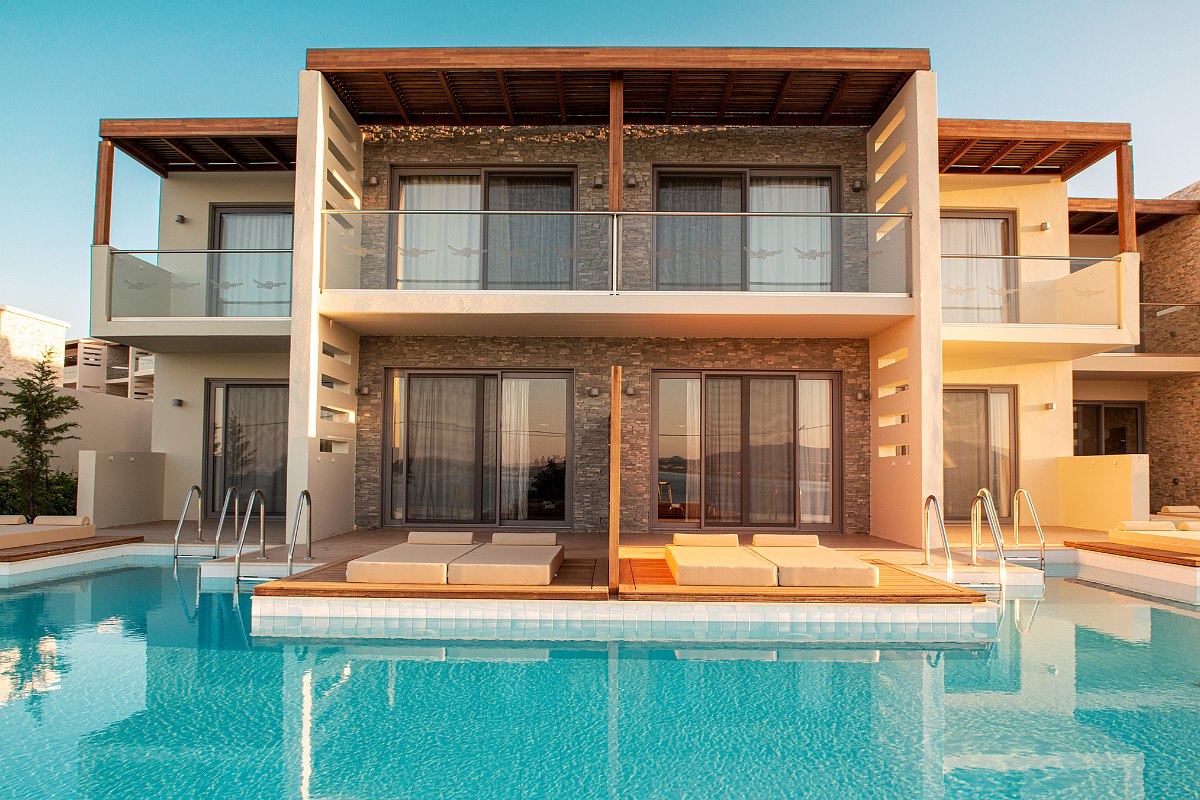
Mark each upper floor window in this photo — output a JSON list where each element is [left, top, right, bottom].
[[390, 169, 575, 290], [654, 169, 838, 291], [941, 211, 1016, 324], [209, 205, 293, 317]]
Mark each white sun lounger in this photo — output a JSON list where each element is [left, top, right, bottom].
[[446, 532, 565, 586], [1108, 520, 1200, 556], [0, 516, 96, 550], [663, 533, 778, 587], [346, 530, 480, 584], [747, 534, 880, 588]]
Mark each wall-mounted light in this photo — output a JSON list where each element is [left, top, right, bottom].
[[625, 386, 636, 396], [366, 176, 380, 187], [1044, 402, 1057, 411], [593, 175, 605, 188], [358, 386, 371, 396], [625, 175, 638, 188], [588, 387, 601, 397], [1040, 222, 1051, 232], [854, 391, 869, 402], [850, 179, 865, 193], [171, 398, 183, 407], [174, 214, 187, 224]]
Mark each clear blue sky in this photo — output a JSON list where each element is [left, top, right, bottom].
[[2, 0, 1197, 334]]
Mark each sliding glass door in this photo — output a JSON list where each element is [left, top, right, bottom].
[[654, 371, 838, 530], [941, 212, 1016, 323], [209, 206, 293, 317], [206, 381, 288, 516], [386, 371, 571, 526], [943, 387, 1016, 520]]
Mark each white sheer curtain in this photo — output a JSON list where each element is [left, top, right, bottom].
[[684, 380, 701, 518], [214, 212, 292, 316], [406, 377, 478, 521], [797, 379, 833, 524], [989, 392, 1013, 517], [748, 177, 833, 291], [704, 377, 743, 523], [501, 378, 531, 520], [748, 379, 796, 525], [397, 176, 481, 289], [941, 217, 1010, 322]]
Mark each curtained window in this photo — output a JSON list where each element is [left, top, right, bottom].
[[207, 382, 288, 515], [748, 176, 833, 291], [941, 214, 1015, 323], [396, 176, 482, 290], [486, 175, 574, 289], [210, 208, 293, 317]]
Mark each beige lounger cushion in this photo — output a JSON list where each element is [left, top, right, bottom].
[[1161, 505, 1200, 514], [33, 515, 90, 526], [1179, 521, 1200, 532], [671, 533, 740, 547], [346, 543, 480, 584], [664, 545, 777, 586], [0, 524, 96, 550], [490, 531, 558, 546], [1116, 520, 1175, 531], [1109, 529, 1200, 556], [0, 515, 27, 525], [749, 545, 880, 587], [447, 544, 565, 586], [407, 530, 475, 545], [750, 534, 820, 547]]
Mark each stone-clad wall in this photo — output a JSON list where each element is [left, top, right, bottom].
[[353, 125, 870, 290], [355, 336, 871, 535], [1147, 374, 1200, 509], [0, 306, 67, 382]]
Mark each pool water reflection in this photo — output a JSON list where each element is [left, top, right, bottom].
[[1, 566, 1198, 799]]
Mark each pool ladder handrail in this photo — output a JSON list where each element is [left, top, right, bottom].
[[287, 490, 314, 576], [1012, 488, 1047, 571], [212, 487, 239, 560], [171, 485, 203, 561], [921, 495, 954, 584], [969, 489, 1007, 594], [233, 489, 268, 587]]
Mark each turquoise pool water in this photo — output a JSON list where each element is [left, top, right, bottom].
[[1, 565, 1198, 799]]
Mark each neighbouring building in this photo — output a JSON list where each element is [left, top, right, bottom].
[[63, 338, 155, 400], [0, 304, 69, 383], [86, 47, 1150, 543]]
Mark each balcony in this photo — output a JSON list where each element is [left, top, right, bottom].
[[940, 253, 1139, 360], [319, 210, 913, 338], [1074, 303, 1200, 380], [91, 246, 293, 351]]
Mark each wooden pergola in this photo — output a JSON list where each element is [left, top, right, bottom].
[[93, 118, 298, 245], [938, 118, 1138, 251], [1068, 197, 1200, 237]]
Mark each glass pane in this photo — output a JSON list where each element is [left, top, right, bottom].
[[989, 392, 1013, 517], [943, 391, 988, 520], [486, 176, 574, 290], [212, 211, 293, 317], [390, 373, 405, 521], [501, 376, 568, 522], [747, 176, 833, 291], [396, 176, 481, 289], [1103, 406, 1141, 455], [482, 377, 498, 522], [656, 175, 742, 290], [656, 378, 701, 523], [1074, 404, 1102, 456], [405, 376, 479, 522], [704, 376, 743, 524], [209, 388, 226, 515], [220, 385, 288, 515], [798, 379, 834, 524], [941, 217, 1012, 323], [747, 378, 795, 525]]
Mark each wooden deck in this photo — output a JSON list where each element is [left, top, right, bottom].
[[1067, 540, 1200, 568], [619, 558, 986, 603], [255, 555, 987, 605], [0, 535, 144, 563], [253, 556, 610, 600]]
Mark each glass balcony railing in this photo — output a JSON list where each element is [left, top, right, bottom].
[[1137, 303, 1200, 354], [321, 211, 910, 294], [108, 250, 292, 318], [941, 255, 1120, 326]]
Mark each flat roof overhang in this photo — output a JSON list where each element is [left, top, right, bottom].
[[306, 46, 930, 127], [1068, 197, 1200, 237], [1073, 352, 1200, 380], [938, 118, 1131, 179], [99, 118, 298, 176]]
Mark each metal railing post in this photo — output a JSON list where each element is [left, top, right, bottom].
[[1013, 488, 1047, 571], [213, 487, 239, 559], [287, 490, 314, 576], [233, 489, 267, 587], [922, 495, 953, 584], [172, 485, 203, 560]]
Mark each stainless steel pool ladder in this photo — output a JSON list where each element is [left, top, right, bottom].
[[233, 489, 269, 586], [1011, 488, 1047, 571], [969, 488, 1007, 594], [287, 489, 314, 576], [921, 495, 954, 584], [212, 487, 239, 560], [171, 485, 203, 561]]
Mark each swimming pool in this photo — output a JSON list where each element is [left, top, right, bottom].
[[1, 565, 1197, 799]]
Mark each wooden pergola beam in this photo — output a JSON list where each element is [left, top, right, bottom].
[[820, 72, 851, 124], [496, 70, 514, 124], [377, 72, 411, 124], [108, 137, 169, 179], [939, 138, 978, 172], [717, 71, 737, 122], [1069, 197, 1200, 216], [1116, 144, 1136, 253], [1019, 141, 1068, 174], [253, 137, 291, 170], [609, 73, 624, 212], [555, 71, 567, 123], [939, 118, 1131, 143], [769, 70, 796, 123], [1059, 142, 1122, 181], [100, 117, 296, 139], [164, 138, 209, 171], [436, 70, 463, 124], [665, 71, 677, 123], [1074, 213, 1116, 236], [978, 140, 1023, 173], [206, 138, 249, 170], [93, 140, 114, 246]]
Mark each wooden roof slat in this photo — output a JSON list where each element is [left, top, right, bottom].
[[820, 72, 851, 124], [1019, 140, 1068, 174], [436, 70, 463, 124], [206, 138, 249, 170], [769, 71, 797, 123], [555, 70, 567, 123], [665, 71, 678, 123], [496, 70, 514, 124], [109, 137, 168, 179], [377, 72, 411, 124], [717, 71, 737, 122], [978, 139, 1023, 173], [1059, 141, 1123, 181], [163, 138, 210, 171], [940, 139, 978, 172], [253, 137, 291, 170]]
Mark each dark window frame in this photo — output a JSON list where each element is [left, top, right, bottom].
[[387, 166, 579, 290], [206, 203, 294, 316], [381, 367, 575, 529], [1073, 400, 1146, 456], [943, 384, 1019, 523], [649, 369, 844, 533], [202, 378, 290, 518]]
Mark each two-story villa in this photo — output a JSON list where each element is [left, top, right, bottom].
[[86, 47, 1145, 551]]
